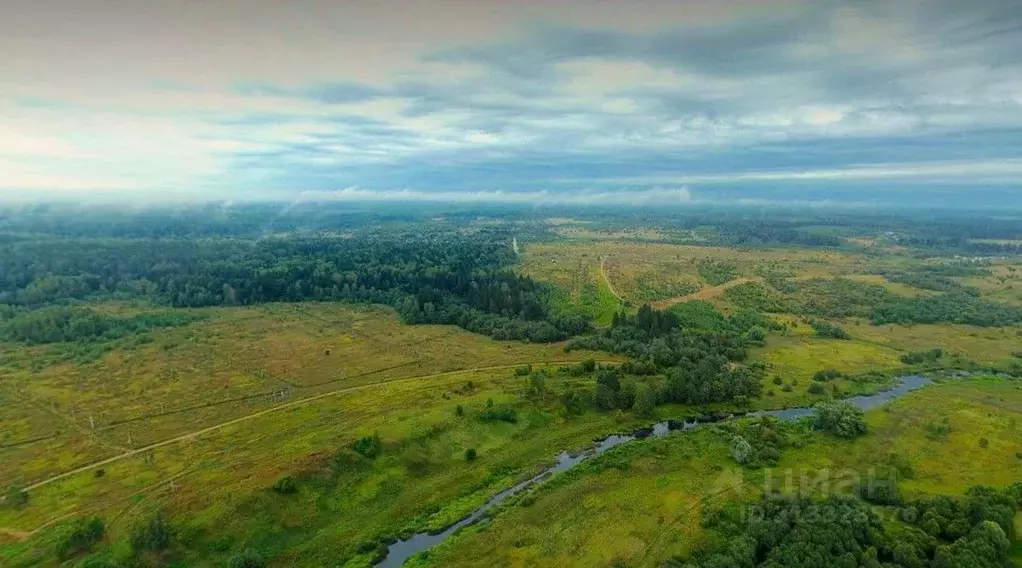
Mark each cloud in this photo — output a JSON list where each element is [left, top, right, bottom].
[[288, 186, 692, 205], [551, 159, 1022, 186], [1, 0, 1021, 201]]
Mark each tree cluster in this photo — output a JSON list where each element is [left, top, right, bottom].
[[901, 348, 945, 365], [681, 482, 1021, 568], [697, 260, 739, 286], [725, 277, 1022, 328], [0, 306, 200, 345], [813, 401, 868, 438], [571, 303, 766, 406], [871, 291, 1022, 327], [810, 319, 850, 339], [57, 517, 105, 561], [719, 417, 805, 469], [0, 230, 588, 343]]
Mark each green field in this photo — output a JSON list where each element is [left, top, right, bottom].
[[0, 304, 631, 566], [3, 208, 1022, 568], [413, 376, 1022, 567]]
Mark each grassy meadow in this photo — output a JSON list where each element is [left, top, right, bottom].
[[0, 303, 629, 566], [412, 376, 1022, 568], [523, 241, 873, 310], [520, 245, 621, 325]]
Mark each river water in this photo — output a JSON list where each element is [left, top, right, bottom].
[[377, 375, 933, 567]]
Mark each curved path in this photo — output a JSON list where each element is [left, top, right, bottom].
[[651, 277, 760, 310], [0, 527, 32, 540], [21, 360, 618, 495], [598, 256, 623, 301]]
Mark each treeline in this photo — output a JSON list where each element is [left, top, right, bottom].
[[5, 203, 1022, 251], [682, 482, 1021, 568], [0, 202, 451, 239], [963, 240, 1022, 254], [0, 230, 587, 343], [714, 222, 843, 248], [881, 270, 981, 295], [0, 307, 202, 345]]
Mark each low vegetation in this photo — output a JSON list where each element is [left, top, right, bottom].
[[2, 205, 1021, 567]]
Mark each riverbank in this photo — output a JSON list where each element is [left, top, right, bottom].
[[404, 373, 1021, 568]]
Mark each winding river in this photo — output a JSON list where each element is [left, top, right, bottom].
[[377, 374, 933, 567]]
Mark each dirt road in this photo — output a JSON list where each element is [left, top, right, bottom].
[[21, 359, 618, 495], [599, 256, 623, 301], [650, 277, 759, 310]]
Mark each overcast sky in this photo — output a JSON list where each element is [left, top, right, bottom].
[[2, 0, 1021, 204]]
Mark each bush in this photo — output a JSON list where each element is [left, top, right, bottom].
[[757, 446, 782, 466], [356, 540, 380, 554], [403, 443, 431, 475], [56, 516, 105, 560], [886, 452, 916, 479], [272, 476, 298, 495], [808, 383, 826, 395], [352, 433, 382, 458], [730, 436, 753, 465], [744, 326, 766, 344], [812, 369, 843, 382], [479, 404, 518, 423], [228, 548, 267, 568], [465, 448, 477, 461], [561, 389, 587, 416], [514, 364, 532, 376], [810, 320, 850, 339], [132, 510, 172, 552], [528, 372, 547, 395], [632, 383, 656, 418], [772, 375, 783, 385], [900, 348, 944, 365], [3, 486, 28, 509], [979, 437, 989, 449], [857, 477, 902, 506], [698, 260, 739, 286], [925, 418, 951, 441], [813, 401, 867, 438]]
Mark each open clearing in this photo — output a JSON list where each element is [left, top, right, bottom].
[[524, 241, 877, 309], [0, 304, 610, 487], [650, 277, 760, 310], [0, 305, 619, 548]]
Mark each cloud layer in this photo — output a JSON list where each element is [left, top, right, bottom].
[[2, 0, 1021, 203]]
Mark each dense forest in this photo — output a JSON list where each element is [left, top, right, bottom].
[[683, 483, 1022, 568], [5, 202, 1022, 250], [3, 204, 1021, 345], [0, 229, 587, 343]]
